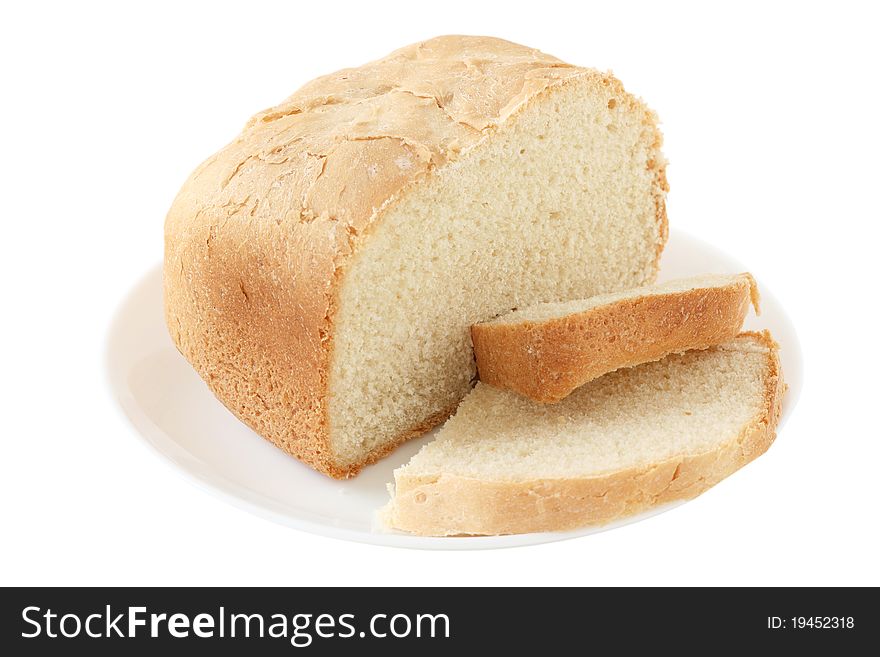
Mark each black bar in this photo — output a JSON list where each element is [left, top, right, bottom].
[[0, 587, 870, 654]]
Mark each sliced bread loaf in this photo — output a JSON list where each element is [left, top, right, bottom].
[[472, 273, 759, 403], [384, 331, 784, 536], [164, 36, 668, 478]]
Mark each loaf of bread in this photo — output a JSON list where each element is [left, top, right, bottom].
[[164, 35, 668, 478], [472, 273, 759, 403], [384, 332, 784, 536]]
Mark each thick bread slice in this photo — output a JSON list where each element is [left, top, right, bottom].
[[164, 35, 668, 478], [384, 331, 784, 536], [472, 273, 760, 403]]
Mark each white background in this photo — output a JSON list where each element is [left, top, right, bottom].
[[3, 1, 878, 586]]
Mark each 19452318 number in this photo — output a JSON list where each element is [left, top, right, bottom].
[[768, 617, 855, 629]]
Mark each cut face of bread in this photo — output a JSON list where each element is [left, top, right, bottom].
[[384, 332, 784, 536], [329, 75, 667, 471], [164, 36, 667, 478], [472, 273, 759, 403]]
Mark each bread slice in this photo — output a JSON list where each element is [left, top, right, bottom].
[[472, 273, 759, 403], [164, 35, 668, 478], [384, 331, 784, 536]]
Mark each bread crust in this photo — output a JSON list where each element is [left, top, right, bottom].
[[163, 36, 668, 478], [472, 274, 758, 403], [387, 331, 784, 536]]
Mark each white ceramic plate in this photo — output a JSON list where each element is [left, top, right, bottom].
[[106, 230, 802, 550]]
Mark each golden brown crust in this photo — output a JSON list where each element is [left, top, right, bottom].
[[472, 274, 758, 403], [387, 331, 785, 535], [163, 36, 668, 478]]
